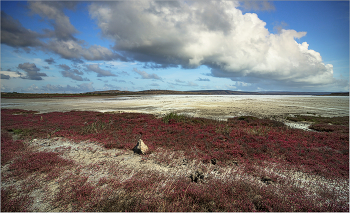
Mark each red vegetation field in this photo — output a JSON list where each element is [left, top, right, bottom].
[[1, 109, 349, 211]]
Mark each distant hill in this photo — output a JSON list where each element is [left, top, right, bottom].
[[188, 90, 259, 95], [88, 90, 348, 96], [86, 90, 208, 95], [2, 90, 348, 98], [189, 90, 342, 96], [257, 91, 333, 95], [319, 92, 349, 96], [87, 89, 260, 95], [191, 90, 350, 96]]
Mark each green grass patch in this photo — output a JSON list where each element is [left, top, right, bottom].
[[162, 112, 188, 124], [12, 129, 23, 135]]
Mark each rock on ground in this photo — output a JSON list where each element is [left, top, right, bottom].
[[132, 139, 149, 154]]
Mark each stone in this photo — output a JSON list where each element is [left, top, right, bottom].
[[211, 158, 217, 165], [232, 160, 238, 166], [261, 176, 273, 185], [132, 139, 149, 154], [190, 169, 204, 183]]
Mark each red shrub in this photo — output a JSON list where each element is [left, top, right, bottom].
[[1, 130, 26, 165], [1, 187, 32, 212], [9, 152, 73, 179], [310, 123, 349, 133], [1, 109, 348, 179]]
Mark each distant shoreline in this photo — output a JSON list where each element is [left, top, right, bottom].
[[318, 92, 349, 96], [1, 90, 348, 99]]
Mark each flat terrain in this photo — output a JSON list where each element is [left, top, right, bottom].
[[1, 95, 349, 211], [2, 95, 348, 131], [2, 95, 348, 119]]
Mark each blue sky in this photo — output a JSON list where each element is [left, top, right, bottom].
[[1, 0, 349, 93]]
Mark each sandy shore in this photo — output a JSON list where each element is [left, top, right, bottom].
[[2, 95, 348, 119]]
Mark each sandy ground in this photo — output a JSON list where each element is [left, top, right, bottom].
[[2, 94, 348, 130], [2, 95, 348, 118]]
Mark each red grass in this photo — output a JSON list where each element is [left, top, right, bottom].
[[310, 123, 349, 133], [54, 175, 97, 210], [1, 187, 32, 212], [1, 109, 348, 211], [49, 170, 349, 212], [8, 151, 73, 179], [1, 131, 26, 165], [1, 109, 348, 179]]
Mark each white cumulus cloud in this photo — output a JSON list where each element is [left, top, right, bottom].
[[89, 0, 342, 89]]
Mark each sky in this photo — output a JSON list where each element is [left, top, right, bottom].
[[1, 0, 349, 93]]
